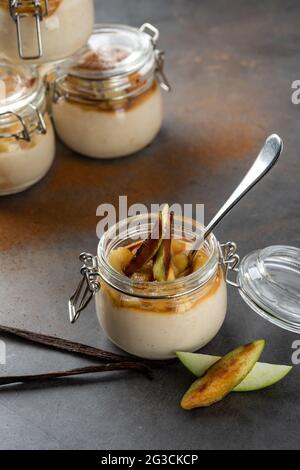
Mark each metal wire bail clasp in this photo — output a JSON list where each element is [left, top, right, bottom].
[[220, 241, 240, 288], [0, 107, 46, 142], [139, 23, 171, 92], [68, 253, 101, 324], [9, 0, 49, 60], [0, 111, 30, 141]]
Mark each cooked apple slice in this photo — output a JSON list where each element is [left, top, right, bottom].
[[180, 340, 265, 409], [124, 211, 164, 277], [177, 351, 292, 392], [171, 239, 187, 255], [192, 250, 208, 273], [167, 265, 176, 281], [172, 253, 189, 276], [153, 211, 174, 282], [109, 247, 134, 274]]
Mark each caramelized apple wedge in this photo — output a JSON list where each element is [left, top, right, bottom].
[[153, 211, 174, 282], [124, 209, 167, 277], [109, 247, 134, 274], [181, 340, 265, 409]]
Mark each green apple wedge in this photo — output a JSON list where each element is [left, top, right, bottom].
[[153, 210, 173, 282], [177, 351, 292, 392], [181, 340, 265, 409]]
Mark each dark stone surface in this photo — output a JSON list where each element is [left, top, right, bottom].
[[0, 0, 299, 450]]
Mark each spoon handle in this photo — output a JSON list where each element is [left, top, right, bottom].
[[204, 134, 283, 239], [190, 134, 283, 258]]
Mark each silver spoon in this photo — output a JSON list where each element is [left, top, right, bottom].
[[190, 134, 283, 259]]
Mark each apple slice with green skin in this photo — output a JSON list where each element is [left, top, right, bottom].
[[177, 352, 220, 378], [124, 205, 170, 277], [177, 351, 292, 392], [153, 211, 174, 282], [180, 340, 265, 409]]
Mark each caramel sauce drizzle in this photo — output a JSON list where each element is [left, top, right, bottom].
[[63, 80, 158, 114], [102, 266, 224, 315]]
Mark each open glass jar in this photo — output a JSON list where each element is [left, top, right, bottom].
[[69, 213, 300, 360], [0, 0, 94, 62], [69, 214, 231, 359], [0, 63, 55, 195], [52, 23, 170, 159]]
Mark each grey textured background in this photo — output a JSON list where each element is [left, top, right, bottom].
[[0, 0, 299, 450]]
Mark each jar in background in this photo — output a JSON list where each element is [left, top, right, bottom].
[[0, 63, 55, 195], [0, 0, 95, 63], [52, 23, 171, 159]]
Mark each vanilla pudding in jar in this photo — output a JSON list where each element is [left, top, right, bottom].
[[0, 0, 94, 62], [0, 63, 55, 195], [52, 23, 170, 159], [69, 211, 227, 360]]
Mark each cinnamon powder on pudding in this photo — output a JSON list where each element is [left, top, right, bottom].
[[74, 48, 129, 72]]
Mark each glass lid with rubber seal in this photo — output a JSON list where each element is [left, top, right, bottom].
[[237, 245, 300, 333], [65, 23, 157, 80], [0, 62, 47, 141], [53, 23, 170, 105], [0, 62, 39, 114]]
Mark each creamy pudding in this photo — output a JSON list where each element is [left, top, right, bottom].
[[0, 115, 55, 195], [0, 63, 56, 195], [0, 0, 94, 63], [52, 24, 169, 159], [95, 211, 228, 359], [97, 260, 227, 360], [53, 81, 163, 159]]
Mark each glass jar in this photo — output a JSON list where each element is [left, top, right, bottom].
[[69, 214, 300, 359], [69, 214, 228, 360], [0, 0, 95, 63], [52, 23, 170, 159], [0, 63, 55, 195]]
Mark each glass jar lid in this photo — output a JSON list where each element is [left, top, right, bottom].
[[53, 23, 170, 105], [238, 245, 300, 333], [65, 23, 157, 80], [0, 63, 46, 140], [0, 63, 38, 112]]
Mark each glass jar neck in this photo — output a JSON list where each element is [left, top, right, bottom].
[[54, 58, 157, 105], [53, 23, 170, 105], [97, 214, 221, 300]]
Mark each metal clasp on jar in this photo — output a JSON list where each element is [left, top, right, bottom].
[[9, 0, 49, 60], [0, 105, 47, 142], [68, 253, 101, 324], [139, 23, 171, 92], [220, 241, 241, 288]]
